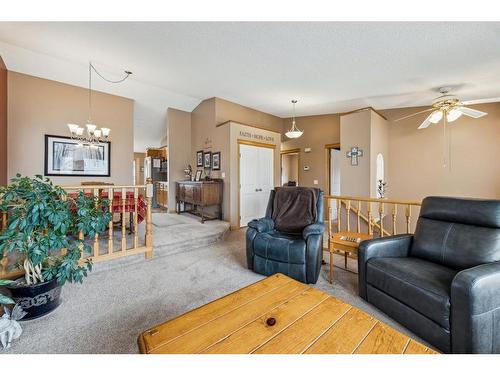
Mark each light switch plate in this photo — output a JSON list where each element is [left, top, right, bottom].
[[304, 147, 312, 153], [221, 172, 226, 178], [313, 180, 319, 185]]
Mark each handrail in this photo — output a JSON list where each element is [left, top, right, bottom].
[[324, 194, 421, 207]]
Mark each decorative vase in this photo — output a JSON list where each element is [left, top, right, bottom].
[[6, 278, 62, 320]]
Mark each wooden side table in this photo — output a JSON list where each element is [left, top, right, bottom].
[[328, 231, 373, 283]]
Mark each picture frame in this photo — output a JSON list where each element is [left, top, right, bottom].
[[212, 152, 221, 170], [44, 134, 111, 177], [195, 170, 203, 181], [196, 150, 204, 167], [203, 151, 212, 168]]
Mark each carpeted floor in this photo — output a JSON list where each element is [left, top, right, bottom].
[[3, 214, 425, 353]]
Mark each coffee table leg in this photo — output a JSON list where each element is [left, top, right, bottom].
[[329, 251, 333, 284], [345, 252, 348, 269]]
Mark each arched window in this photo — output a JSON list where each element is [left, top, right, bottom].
[[376, 153, 385, 198]]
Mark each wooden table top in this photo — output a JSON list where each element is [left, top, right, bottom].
[[330, 231, 373, 249], [138, 273, 437, 354]]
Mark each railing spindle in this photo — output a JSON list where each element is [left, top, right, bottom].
[[108, 188, 114, 254], [121, 188, 127, 252], [406, 204, 412, 234], [134, 187, 139, 249], [367, 203, 372, 235], [379, 202, 384, 238], [346, 200, 351, 232], [93, 188, 100, 257], [145, 178, 153, 259], [357, 201, 361, 233], [392, 204, 398, 235], [336, 198, 341, 233]]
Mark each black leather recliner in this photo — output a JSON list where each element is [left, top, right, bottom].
[[246, 188, 325, 284], [358, 196, 500, 353]]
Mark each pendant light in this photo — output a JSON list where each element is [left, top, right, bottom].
[[67, 61, 131, 147], [285, 99, 303, 139]]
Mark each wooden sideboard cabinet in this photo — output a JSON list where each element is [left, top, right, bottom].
[[175, 180, 223, 223]]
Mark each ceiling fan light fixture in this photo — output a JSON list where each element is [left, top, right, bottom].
[[446, 108, 463, 122], [429, 110, 443, 124]]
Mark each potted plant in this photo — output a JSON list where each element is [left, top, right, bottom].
[[0, 175, 112, 319]]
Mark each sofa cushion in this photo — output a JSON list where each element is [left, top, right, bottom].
[[253, 231, 306, 264], [366, 257, 458, 329]]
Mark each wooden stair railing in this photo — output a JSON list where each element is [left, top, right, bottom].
[[0, 179, 154, 280], [324, 195, 422, 241]]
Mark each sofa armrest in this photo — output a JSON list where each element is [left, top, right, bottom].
[[303, 223, 325, 240], [358, 234, 413, 299], [247, 217, 274, 233], [451, 261, 500, 353]]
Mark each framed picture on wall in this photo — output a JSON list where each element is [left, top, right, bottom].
[[44, 134, 111, 177], [196, 150, 204, 167], [212, 152, 221, 170], [195, 170, 203, 181], [203, 151, 212, 168]]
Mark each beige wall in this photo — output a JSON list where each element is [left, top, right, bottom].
[[7, 72, 134, 185], [0, 57, 6, 185], [167, 108, 192, 211], [339, 110, 372, 197], [229, 122, 281, 229], [215, 97, 283, 133], [190, 97, 283, 222], [382, 102, 500, 200], [369, 111, 390, 198], [281, 114, 340, 191]]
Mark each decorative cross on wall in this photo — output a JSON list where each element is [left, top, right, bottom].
[[346, 146, 363, 166]]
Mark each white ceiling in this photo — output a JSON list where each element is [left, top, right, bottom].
[[1, 22, 500, 150]]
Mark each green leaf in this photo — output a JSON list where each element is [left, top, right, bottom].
[[0, 279, 13, 286], [0, 294, 15, 305]]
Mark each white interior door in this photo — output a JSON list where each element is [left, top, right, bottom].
[[240, 144, 274, 227]]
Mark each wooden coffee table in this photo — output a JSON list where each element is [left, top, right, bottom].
[[138, 273, 437, 354]]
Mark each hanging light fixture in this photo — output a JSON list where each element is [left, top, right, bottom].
[[285, 99, 303, 139], [67, 61, 131, 147]]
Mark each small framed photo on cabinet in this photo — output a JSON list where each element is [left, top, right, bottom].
[[195, 170, 203, 181], [204, 152, 212, 168]]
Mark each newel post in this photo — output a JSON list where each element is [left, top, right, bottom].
[[145, 177, 154, 259]]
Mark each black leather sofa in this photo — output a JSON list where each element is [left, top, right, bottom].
[[246, 188, 325, 284], [358, 196, 500, 353]]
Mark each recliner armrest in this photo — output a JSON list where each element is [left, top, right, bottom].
[[247, 217, 275, 233], [358, 234, 413, 300], [358, 234, 413, 260], [451, 261, 500, 353], [302, 223, 325, 240]]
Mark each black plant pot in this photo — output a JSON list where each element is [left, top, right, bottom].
[[6, 278, 62, 320]]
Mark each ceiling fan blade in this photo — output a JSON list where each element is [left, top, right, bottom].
[[394, 108, 433, 122], [417, 113, 434, 129], [459, 106, 488, 118], [462, 97, 500, 105]]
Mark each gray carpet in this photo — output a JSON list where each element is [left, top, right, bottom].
[[3, 217, 426, 353]]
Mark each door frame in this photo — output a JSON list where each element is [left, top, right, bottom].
[[238, 139, 276, 228], [325, 143, 341, 196], [280, 148, 301, 187]]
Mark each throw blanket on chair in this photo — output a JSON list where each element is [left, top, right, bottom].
[[272, 187, 320, 233]]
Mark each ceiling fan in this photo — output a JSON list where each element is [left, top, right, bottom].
[[395, 87, 489, 129]]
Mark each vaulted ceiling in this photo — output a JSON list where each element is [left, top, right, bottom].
[[1, 22, 500, 150]]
